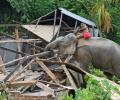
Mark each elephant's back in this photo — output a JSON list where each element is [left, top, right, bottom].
[[87, 37, 120, 69], [88, 37, 119, 48]]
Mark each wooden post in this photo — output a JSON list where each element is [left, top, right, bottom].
[[56, 13, 63, 38], [74, 20, 78, 30], [35, 17, 41, 28], [53, 10, 57, 36], [0, 56, 6, 74], [15, 28, 22, 58], [33, 41, 36, 54]]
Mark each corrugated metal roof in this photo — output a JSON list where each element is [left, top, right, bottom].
[[59, 8, 96, 27], [22, 25, 59, 42]]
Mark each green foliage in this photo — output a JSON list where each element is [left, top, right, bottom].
[[0, 82, 9, 100], [89, 65, 107, 77], [60, 92, 73, 100], [61, 67, 120, 100], [112, 75, 120, 84], [61, 76, 112, 100], [0, 0, 119, 41], [8, 0, 56, 22], [101, 79, 120, 95]]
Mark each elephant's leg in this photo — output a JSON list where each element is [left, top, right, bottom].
[[113, 66, 120, 78], [74, 47, 92, 72], [76, 62, 90, 88], [69, 70, 84, 87], [104, 72, 113, 80]]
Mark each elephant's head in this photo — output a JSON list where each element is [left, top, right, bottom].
[[45, 33, 77, 55]]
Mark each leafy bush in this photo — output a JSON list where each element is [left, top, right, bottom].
[[112, 75, 120, 84], [89, 65, 107, 78], [60, 92, 73, 100], [0, 83, 9, 100], [61, 75, 112, 100], [61, 66, 120, 100]]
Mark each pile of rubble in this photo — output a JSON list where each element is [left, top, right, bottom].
[[0, 28, 82, 99]]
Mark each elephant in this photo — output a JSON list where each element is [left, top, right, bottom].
[[45, 33, 120, 78]]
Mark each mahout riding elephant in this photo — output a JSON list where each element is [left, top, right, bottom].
[[45, 33, 120, 78]]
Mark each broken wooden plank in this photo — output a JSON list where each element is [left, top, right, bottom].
[[15, 28, 22, 58], [6, 80, 37, 87], [0, 39, 40, 43], [0, 46, 28, 56], [37, 59, 86, 75], [0, 24, 21, 27], [2, 51, 52, 74], [3, 51, 53, 82], [58, 56, 77, 89], [36, 82, 54, 96], [36, 57, 59, 84], [9, 59, 35, 82], [39, 80, 73, 90]]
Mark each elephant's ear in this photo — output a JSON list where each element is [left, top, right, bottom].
[[58, 33, 77, 55]]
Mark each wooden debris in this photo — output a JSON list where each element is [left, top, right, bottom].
[[58, 56, 77, 89], [0, 39, 40, 43], [6, 80, 37, 87], [38, 80, 73, 90], [36, 82, 55, 95], [3, 51, 52, 82], [0, 56, 6, 74], [36, 57, 60, 84], [1, 51, 52, 69], [9, 59, 35, 82]]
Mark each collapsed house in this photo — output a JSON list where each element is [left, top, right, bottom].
[[22, 8, 98, 43], [0, 8, 107, 100]]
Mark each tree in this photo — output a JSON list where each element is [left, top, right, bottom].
[[91, 0, 120, 33]]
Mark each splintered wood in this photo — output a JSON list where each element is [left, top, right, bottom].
[[1, 50, 78, 97]]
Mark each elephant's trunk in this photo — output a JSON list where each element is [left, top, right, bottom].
[[45, 36, 63, 51]]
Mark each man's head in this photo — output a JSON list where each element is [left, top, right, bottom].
[[79, 23, 88, 32]]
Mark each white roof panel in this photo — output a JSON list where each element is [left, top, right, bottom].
[[22, 25, 59, 42]]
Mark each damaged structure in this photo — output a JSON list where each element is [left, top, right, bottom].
[[0, 8, 112, 100]]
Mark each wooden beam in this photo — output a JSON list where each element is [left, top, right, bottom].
[[53, 10, 57, 36], [9, 59, 35, 82], [62, 20, 73, 30], [0, 46, 28, 56], [0, 24, 21, 27], [58, 56, 77, 89], [0, 56, 6, 74], [31, 10, 55, 24], [39, 80, 73, 90], [74, 20, 78, 30], [36, 59, 86, 75], [36, 57, 59, 84], [6, 80, 37, 87], [36, 82, 54, 95], [0, 39, 40, 43], [56, 13, 63, 38], [1, 51, 52, 70]]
